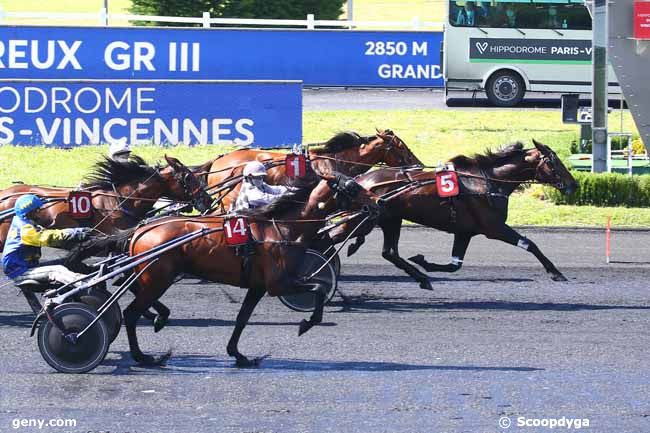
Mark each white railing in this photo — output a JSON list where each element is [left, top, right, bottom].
[[0, 8, 444, 30]]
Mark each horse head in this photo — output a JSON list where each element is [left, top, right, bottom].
[[368, 128, 423, 168], [160, 155, 213, 213], [525, 140, 578, 194]]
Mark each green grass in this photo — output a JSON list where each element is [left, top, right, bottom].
[[0, 108, 645, 228]]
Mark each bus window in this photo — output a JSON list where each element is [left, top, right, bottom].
[[449, 0, 592, 30]]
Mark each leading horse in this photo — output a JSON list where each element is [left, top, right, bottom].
[[123, 173, 380, 367], [326, 140, 578, 289]]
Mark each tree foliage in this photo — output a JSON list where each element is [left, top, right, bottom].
[[130, 0, 345, 26]]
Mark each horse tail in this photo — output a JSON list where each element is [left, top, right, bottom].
[[63, 228, 136, 273]]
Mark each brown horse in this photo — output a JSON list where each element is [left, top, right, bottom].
[[0, 155, 213, 250], [196, 130, 421, 212], [123, 173, 380, 367], [327, 140, 578, 289]]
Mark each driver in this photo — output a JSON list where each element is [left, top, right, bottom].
[[108, 142, 131, 163], [2, 194, 92, 287], [231, 161, 289, 212]]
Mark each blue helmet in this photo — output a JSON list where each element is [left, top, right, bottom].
[[14, 194, 44, 218]]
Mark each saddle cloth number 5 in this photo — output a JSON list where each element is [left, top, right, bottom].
[[436, 171, 460, 197], [224, 217, 250, 245]]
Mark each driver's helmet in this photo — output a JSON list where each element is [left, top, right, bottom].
[[242, 161, 267, 178], [108, 142, 131, 162], [14, 194, 44, 218]]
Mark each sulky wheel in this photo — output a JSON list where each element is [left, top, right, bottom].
[[279, 249, 338, 313], [313, 244, 341, 277], [37, 302, 109, 374], [79, 288, 122, 344]]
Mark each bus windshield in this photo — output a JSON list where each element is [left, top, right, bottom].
[[448, 0, 592, 30]]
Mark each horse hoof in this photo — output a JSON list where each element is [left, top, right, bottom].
[[347, 243, 359, 257], [298, 319, 313, 336], [552, 273, 568, 282], [135, 350, 172, 366], [419, 280, 433, 291], [408, 254, 425, 266], [153, 315, 169, 333], [235, 356, 263, 368]]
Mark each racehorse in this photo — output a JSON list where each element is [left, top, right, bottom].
[[326, 140, 578, 289], [0, 155, 213, 329], [196, 129, 421, 212], [122, 173, 380, 367], [0, 155, 213, 250]]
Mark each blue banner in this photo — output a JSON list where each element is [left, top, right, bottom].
[[0, 80, 302, 147], [0, 26, 443, 87]]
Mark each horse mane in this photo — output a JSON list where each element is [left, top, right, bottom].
[[83, 155, 159, 189], [450, 142, 526, 169], [310, 131, 369, 154]]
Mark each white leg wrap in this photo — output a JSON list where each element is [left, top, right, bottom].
[[517, 238, 530, 250], [451, 256, 463, 266]]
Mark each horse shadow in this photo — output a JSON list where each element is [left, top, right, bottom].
[[148, 317, 337, 329], [99, 351, 543, 375], [340, 275, 534, 284], [329, 297, 650, 314], [0, 310, 36, 328]]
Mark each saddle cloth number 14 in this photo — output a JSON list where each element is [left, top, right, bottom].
[[224, 217, 250, 245]]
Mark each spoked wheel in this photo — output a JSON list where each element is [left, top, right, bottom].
[[37, 302, 109, 374], [79, 288, 122, 343], [314, 245, 341, 276], [279, 249, 338, 313]]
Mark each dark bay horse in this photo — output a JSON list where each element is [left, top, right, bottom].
[[123, 174, 380, 367], [327, 140, 578, 289], [0, 155, 213, 250], [198, 129, 421, 212]]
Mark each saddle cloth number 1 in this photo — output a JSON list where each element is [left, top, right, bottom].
[[436, 171, 460, 197], [285, 154, 306, 178], [224, 217, 249, 245], [68, 191, 93, 219]]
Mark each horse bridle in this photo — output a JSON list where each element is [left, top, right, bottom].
[[172, 168, 211, 212], [534, 151, 566, 190]]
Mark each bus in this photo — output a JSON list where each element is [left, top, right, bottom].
[[443, 0, 619, 106]]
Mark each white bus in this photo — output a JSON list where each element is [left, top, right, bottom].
[[443, 0, 619, 106]]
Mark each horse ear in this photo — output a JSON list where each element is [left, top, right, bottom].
[[532, 139, 549, 154], [164, 154, 182, 169]]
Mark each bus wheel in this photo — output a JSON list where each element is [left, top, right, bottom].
[[486, 71, 525, 107]]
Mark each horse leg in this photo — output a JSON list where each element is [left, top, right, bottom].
[[150, 300, 170, 332], [347, 235, 366, 257], [124, 299, 172, 366], [487, 224, 567, 282], [295, 280, 327, 336], [226, 286, 266, 368], [124, 281, 169, 332], [380, 218, 433, 290], [409, 233, 473, 273]]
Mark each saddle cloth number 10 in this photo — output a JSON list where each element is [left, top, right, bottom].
[[436, 171, 460, 197]]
